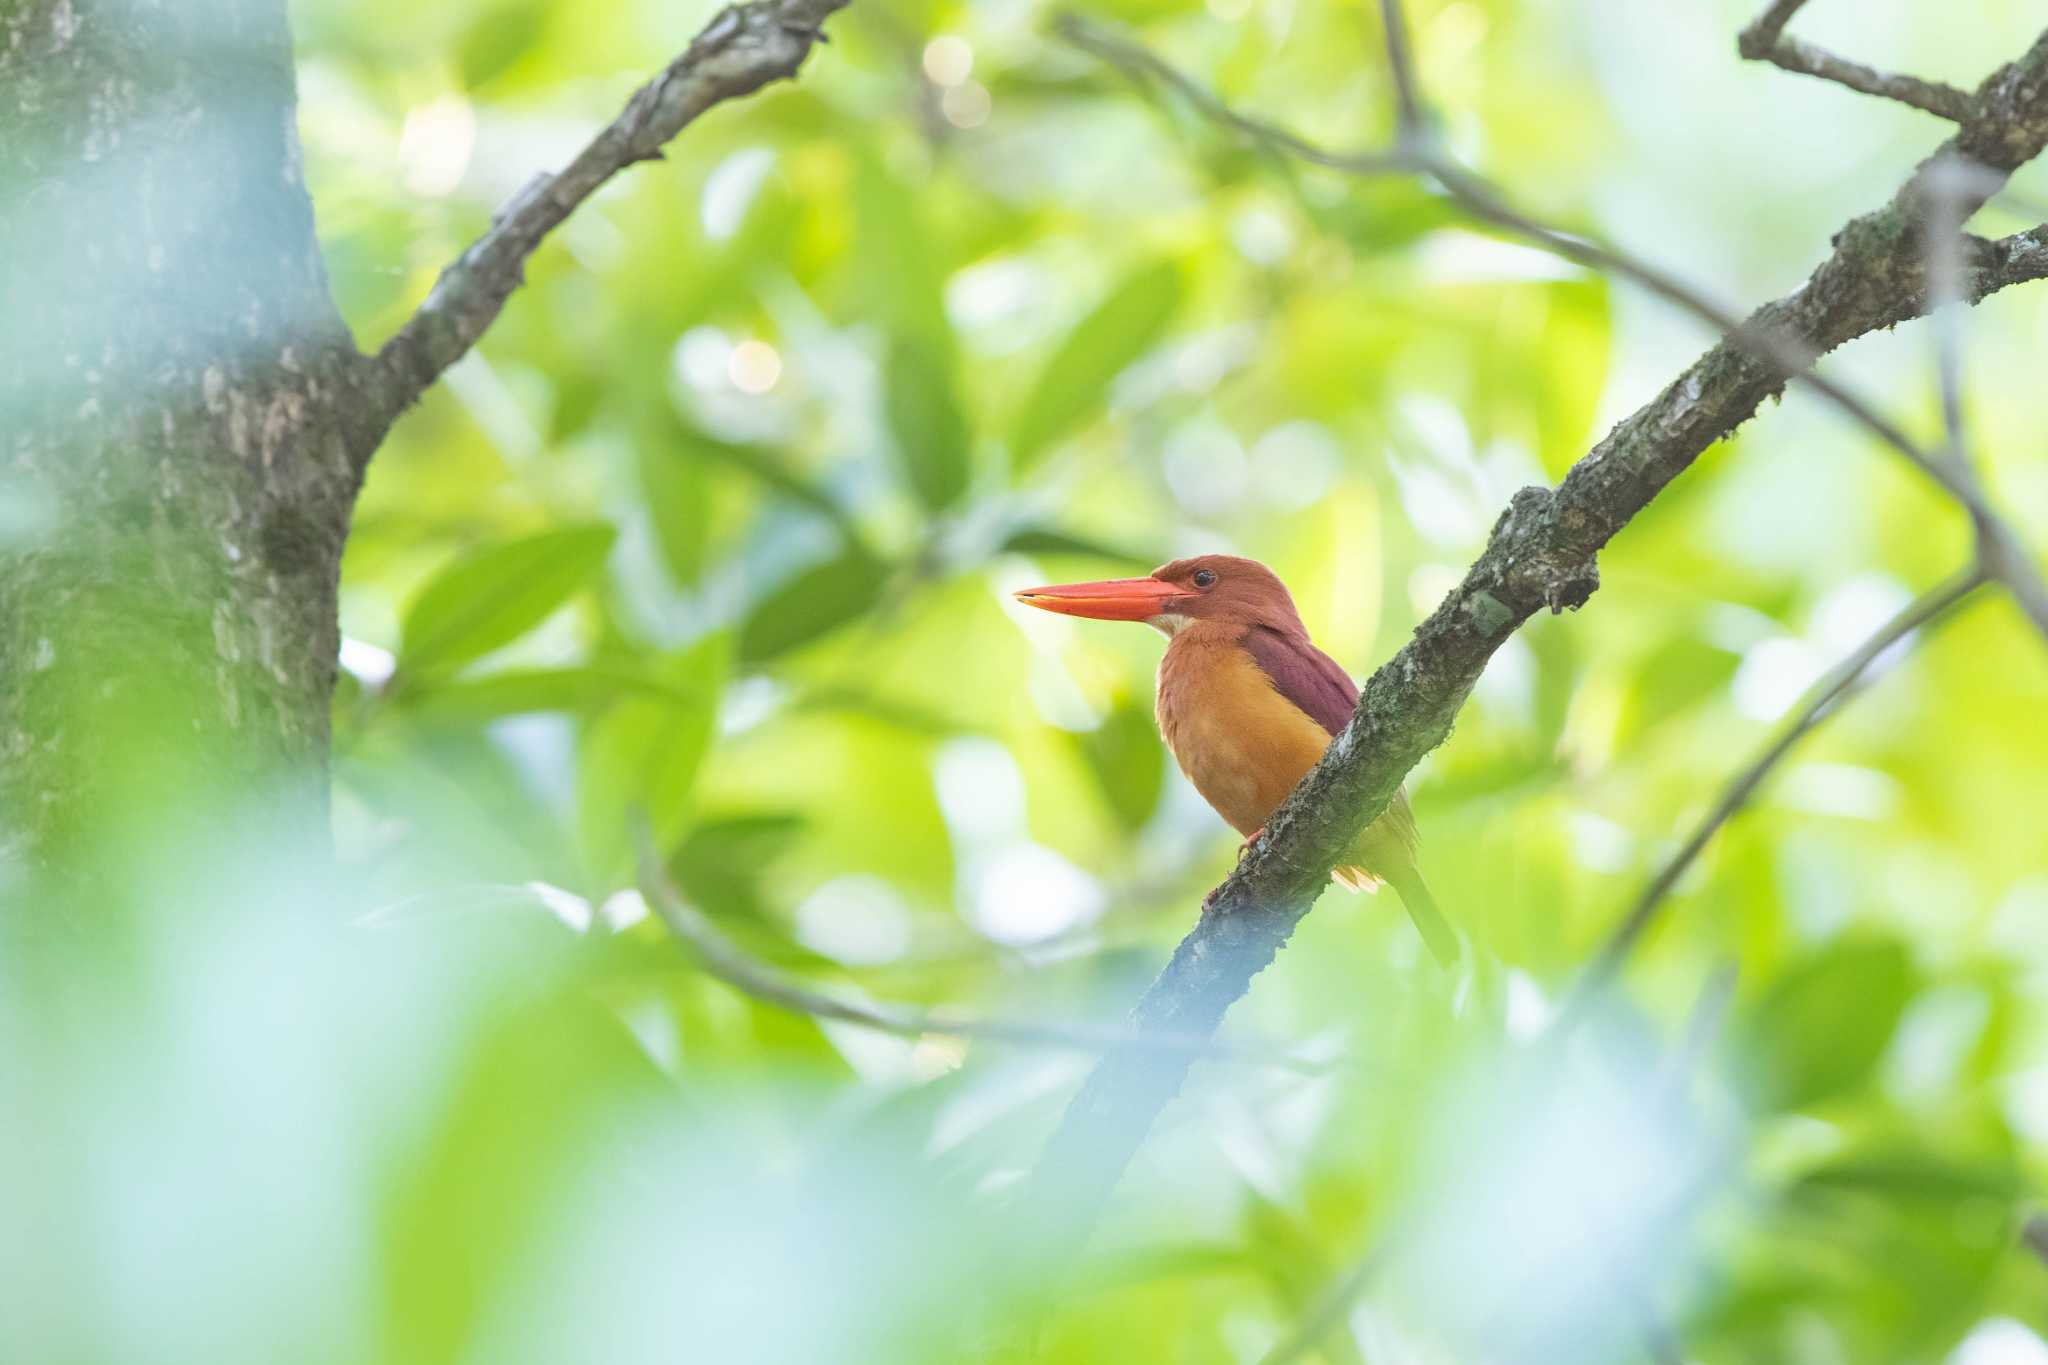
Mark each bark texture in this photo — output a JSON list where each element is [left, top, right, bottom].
[[0, 0, 368, 866]]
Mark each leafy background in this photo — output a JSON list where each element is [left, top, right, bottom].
[[11, 0, 2048, 1360]]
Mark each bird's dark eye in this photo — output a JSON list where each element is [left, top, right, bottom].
[[1192, 569, 1217, 589]]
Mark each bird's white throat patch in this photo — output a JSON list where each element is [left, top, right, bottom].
[[1148, 613, 1193, 638]]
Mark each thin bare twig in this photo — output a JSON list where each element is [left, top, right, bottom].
[[1738, 2, 1975, 123], [1055, 15, 1408, 178], [1978, 513, 2048, 645], [1564, 565, 1988, 1020], [632, 826, 1321, 1071], [363, 0, 849, 448], [1375, 0, 1424, 139], [1925, 157, 1994, 465], [1909, 164, 2048, 652], [2026, 1214, 2048, 1266]]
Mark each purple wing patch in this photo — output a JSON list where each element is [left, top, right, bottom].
[[1243, 625, 1359, 737]]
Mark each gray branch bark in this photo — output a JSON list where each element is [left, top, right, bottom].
[[1738, 2, 1976, 122], [1023, 22, 2048, 1242], [362, 0, 849, 447]]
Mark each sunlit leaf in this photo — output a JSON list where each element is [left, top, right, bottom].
[[1012, 258, 1182, 470], [399, 525, 617, 681]]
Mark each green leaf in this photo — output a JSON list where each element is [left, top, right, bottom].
[[795, 688, 964, 737], [855, 155, 951, 361], [1617, 633, 1740, 743], [639, 435, 710, 587], [382, 992, 664, 1365], [884, 333, 970, 511], [576, 636, 730, 885], [458, 0, 549, 89], [1012, 259, 1182, 470], [671, 814, 809, 925], [1536, 277, 1612, 477], [1735, 939, 1912, 1112], [398, 667, 688, 724], [737, 548, 888, 666], [1000, 526, 1158, 567], [1792, 1151, 2021, 1203], [399, 525, 617, 680], [661, 814, 841, 970], [1310, 179, 1461, 257], [1081, 698, 1165, 830], [692, 434, 856, 539]]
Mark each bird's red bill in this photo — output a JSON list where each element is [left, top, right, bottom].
[[1013, 577, 1183, 622]]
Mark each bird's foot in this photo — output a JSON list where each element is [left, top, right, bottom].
[[1237, 826, 1266, 860]]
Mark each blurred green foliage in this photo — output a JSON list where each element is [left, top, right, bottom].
[[7, 0, 2048, 1361]]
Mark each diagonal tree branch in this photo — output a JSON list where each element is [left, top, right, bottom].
[[1021, 17, 2048, 1247], [1737, 1, 1976, 122], [358, 0, 849, 452]]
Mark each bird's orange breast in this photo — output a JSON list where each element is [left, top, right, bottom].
[[1155, 632, 1334, 838]]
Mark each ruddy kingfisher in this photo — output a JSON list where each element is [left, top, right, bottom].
[[1016, 554, 1458, 965]]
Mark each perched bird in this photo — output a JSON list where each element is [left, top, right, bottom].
[[1016, 554, 1458, 965]]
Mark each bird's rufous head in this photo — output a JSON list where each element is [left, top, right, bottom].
[[1014, 554, 1305, 636]]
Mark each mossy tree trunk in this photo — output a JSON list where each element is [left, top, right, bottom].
[[0, 0, 373, 868]]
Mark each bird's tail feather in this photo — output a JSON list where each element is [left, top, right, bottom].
[[1338, 863, 1459, 968], [1330, 864, 1380, 893]]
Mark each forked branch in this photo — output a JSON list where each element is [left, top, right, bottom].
[[360, 0, 849, 452], [1737, 0, 1976, 122]]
